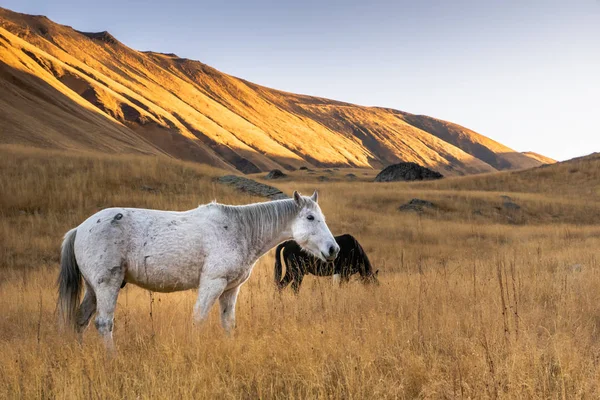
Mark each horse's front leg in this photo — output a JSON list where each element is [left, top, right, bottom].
[[332, 273, 341, 286], [193, 276, 227, 325], [219, 285, 241, 335], [332, 262, 342, 286]]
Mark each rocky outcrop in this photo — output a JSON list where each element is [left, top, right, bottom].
[[217, 175, 288, 200], [375, 162, 443, 182]]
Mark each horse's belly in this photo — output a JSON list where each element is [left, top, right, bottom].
[[125, 259, 202, 292]]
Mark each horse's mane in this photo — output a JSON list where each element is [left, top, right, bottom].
[[215, 198, 314, 245], [353, 236, 374, 275]]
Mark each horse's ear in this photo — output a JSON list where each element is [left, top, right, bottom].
[[310, 190, 318, 203], [375, 269, 379, 276], [293, 191, 302, 207]]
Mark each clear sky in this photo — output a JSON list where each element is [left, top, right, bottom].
[[3, 0, 599, 161]]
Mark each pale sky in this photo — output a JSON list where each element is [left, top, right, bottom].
[[3, 0, 599, 161]]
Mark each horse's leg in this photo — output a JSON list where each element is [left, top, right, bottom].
[[341, 273, 351, 285], [332, 274, 341, 286], [218, 285, 241, 335], [291, 272, 304, 294], [76, 281, 97, 337], [93, 282, 121, 352], [88, 262, 124, 352], [193, 277, 227, 325], [332, 262, 342, 287]]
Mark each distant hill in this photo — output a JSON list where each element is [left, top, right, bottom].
[[414, 152, 599, 199], [522, 152, 557, 165], [0, 7, 554, 174]]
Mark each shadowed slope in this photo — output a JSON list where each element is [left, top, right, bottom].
[[522, 151, 557, 165], [397, 112, 549, 170]]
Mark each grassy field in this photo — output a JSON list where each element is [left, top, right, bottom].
[[1, 145, 600, 399]]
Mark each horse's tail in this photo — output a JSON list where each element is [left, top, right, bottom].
[[57, 228, 82, 331], [274, 242, 286, 288]]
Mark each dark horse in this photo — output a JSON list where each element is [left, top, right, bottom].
[[274, 234, 378, 293]]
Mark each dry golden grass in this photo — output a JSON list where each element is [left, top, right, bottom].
[[412, 154, 600, 201], [1, 146, 600, 399]]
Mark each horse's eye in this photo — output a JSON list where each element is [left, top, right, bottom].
[[307, 215, 314, 221]]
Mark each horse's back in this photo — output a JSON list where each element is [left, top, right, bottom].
[[335, 234, 359, 260], [333, 234, 369, 273], [75, 207, 134, 253], [73, 206, 215, 292], [335, 234, 358, 248]]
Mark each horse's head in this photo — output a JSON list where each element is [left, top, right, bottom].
[[291, 190, 339, 262], [358, 268, 379, 285], [363, 269, 380, 285]]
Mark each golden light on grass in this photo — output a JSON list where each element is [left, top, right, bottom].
[[0, 146, 598, 398]]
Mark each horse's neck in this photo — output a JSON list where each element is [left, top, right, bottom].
[[252, 201, 295, 259], [253, 227, 292, 259], [223, 199, 296, 260]]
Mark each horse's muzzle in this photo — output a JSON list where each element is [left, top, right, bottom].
[[322, 242, 339, 261], [323, 254, 336, 262]]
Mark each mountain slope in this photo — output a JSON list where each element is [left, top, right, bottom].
[[522, 151, 557, 165], [397, 112, 547, 170], [0, 8, 553, 175]]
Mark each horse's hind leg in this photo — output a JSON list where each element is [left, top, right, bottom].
[[291, 273, 304, 294], [93, 282, 121, 352], [76, 282, 97, 336], [341, 273, 351, 285], [89, 263, 124, 352]]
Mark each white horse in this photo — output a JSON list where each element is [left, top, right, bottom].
[[58, 191, 339, 350]]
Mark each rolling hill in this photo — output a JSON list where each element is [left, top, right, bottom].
[[0, 7, 554, 175], [413, 152, 599, 200]]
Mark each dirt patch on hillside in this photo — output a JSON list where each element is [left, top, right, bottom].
[[217, 175, 288, 200]]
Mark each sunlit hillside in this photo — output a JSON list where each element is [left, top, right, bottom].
[[0, 7, 553, 175], [522, 151, 557, 166]]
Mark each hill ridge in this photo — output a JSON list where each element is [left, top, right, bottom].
[[0, 6, 554, 174]]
